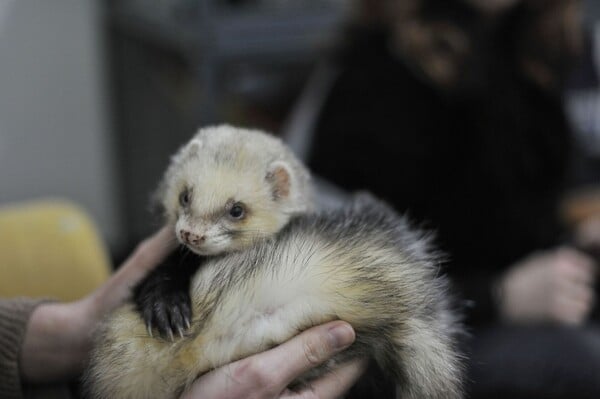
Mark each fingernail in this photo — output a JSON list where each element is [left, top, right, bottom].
[[328, 323, 355, 350]]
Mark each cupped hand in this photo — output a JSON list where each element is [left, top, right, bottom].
[[20, 227, 177, 382], [181, 321, 367, 399], [498, 247, 596, 325]]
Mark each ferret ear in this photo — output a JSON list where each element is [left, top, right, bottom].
[[187, 139, 203, 157], [169, 138, 203, 168], [266, 161, 291, 201]]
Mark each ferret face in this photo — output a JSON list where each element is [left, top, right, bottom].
[[162, 144, 296, 256]]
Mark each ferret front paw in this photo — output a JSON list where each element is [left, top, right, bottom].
[[134, 283, 192, 341]]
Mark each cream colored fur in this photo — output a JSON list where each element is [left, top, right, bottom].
[[85, 127, 462, 398], [158, 125, 313, 255], [86, 198, 463, 399]]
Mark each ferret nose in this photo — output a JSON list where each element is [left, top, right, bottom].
[[180, 230, 205, 245]]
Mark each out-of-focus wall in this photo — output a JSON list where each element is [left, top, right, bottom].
[[0, 0, 121, 248]]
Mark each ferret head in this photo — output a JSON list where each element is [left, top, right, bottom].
[[156, 125, 313, 255]]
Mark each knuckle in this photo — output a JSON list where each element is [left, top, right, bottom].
[[235, 357, 276, 391], [303, 336, 327, 367], [231, 357, 253, 380]]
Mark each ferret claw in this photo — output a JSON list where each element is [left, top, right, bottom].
[[168, 329, 174, 342], [178, 327, 184, 339], [184, 317, 191, 330], [147, 323, 153, 338]]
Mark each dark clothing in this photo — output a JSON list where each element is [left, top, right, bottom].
[[469, 325, 600, 399], [309, 27, 572, 326], [307, 25, 594, 399]]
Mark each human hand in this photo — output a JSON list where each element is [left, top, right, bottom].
[[20, 227, 177, 383], [85, 226, 177, 318], [497, 247, 596, 325], [181, 321, 367, 399]]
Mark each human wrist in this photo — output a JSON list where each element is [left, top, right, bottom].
[[0, 298, 47, 396], [20, 301, 92, 383]]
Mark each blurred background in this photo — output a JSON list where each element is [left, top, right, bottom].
[[2, 1, 600, 398], [0, 0, 598, 254], [0, 0, 350, 255]]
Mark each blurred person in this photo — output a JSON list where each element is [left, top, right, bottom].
[[0, 227, 363, 399], [308, 0, 600, 397]]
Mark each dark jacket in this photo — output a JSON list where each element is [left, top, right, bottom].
[[309, 26, 572, 325]]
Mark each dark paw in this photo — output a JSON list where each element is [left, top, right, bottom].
[[132, 250, 202, 340], [134, 287, 192, 341]]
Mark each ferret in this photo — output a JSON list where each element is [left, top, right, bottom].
[[85, 194, 464, 399], [132, 125, 314, 339]]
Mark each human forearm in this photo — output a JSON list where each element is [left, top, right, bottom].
[[19, 300, 93, 383]]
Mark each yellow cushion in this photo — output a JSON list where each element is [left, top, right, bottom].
[[0, 199, 111, 301]]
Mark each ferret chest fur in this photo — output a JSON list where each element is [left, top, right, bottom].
[[86, 126, 464, 399], [87, 197, 464, 399], [131, 125, 314, 340]]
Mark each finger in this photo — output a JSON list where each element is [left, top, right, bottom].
[[88, 227, 177, 316], [556, 248, 597, 282], [129, 226, 178, 273], [181, 359, 261, 399], [310, 358, 367, 398], [260, 321, 356, 388], [559, 280, 595, 305], [181, 322, 355, 399], [280, 358, 368, 399], [552, 294, 592, 325], [567, 263, 596, 286]]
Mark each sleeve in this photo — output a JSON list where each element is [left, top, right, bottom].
[[0, 298, 48, 399]]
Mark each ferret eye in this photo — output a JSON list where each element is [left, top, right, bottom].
[[179, 189, 191, 207], [229, 203, 245, 219]]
